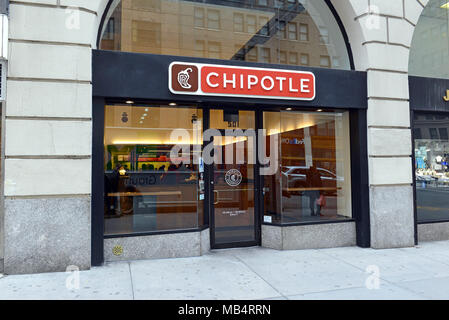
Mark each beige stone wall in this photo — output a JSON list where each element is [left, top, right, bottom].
[[331, 0, 428, 248], [2, 0, 110, 274]]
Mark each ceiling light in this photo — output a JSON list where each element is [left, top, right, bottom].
[[317, 109, 323, 112], [145, 108, 149, 112], [169, 102, 177, 106], [125, 100, 134, 104], [143, 113, 147, 116], [286, 108, 292, 111], [139, 121, 143, 124]]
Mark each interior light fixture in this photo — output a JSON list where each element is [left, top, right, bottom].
[[441, 2, 449, 9], [317, 109, 323, 112], [286, 108, 292, 111], [145, 108, 149, 112], [143, 113, 148, 116], [169, 102, 177, 106], [125, 100, 134, 104]]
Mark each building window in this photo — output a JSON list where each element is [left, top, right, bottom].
[[300, 53, 309, 65], [103, 18, 115, 40], [277, 20, 286, 39], [194, 7, 205, 28], [429, 128, 439, 139], [207, 9, 220, 30], [258, 0, 268, 6], [195, 40, 206, 57], [263, 111, 352, 224], [414, 112, 449, 222], [289, 52, 298, 65], [287, 22, 297, 40], [259, 16, 269, 36], [104, 104, 204, 235], [208, 41, 221, 59], [279, 50, 287, 64], [247, 15, 257, 34], [261, 47, 271, 63], [319, 27, 329, 44], [299, 23, 309, 41], [247, 47, 258, 62], [234, 13, 244, 32], [320, 55, 331, 68]]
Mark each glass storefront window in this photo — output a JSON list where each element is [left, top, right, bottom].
[[263, 110, 352, 224], [409, 0, 449, 78], [99, 0, 350, 70], [414, 113, 449, 222], [103, 104, 204, 235]]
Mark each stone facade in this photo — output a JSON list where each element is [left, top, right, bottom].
[[0, 0, 433, 274]]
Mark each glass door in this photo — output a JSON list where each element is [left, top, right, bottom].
[[210, 130, 258, 248]]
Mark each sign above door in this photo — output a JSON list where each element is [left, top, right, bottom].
[[169, 62, 315, 101]]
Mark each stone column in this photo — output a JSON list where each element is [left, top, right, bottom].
[[331, 0, 427, 248], [3, 0, 108, 274]]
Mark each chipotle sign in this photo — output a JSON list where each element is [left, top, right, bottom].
[[169, 62, 315, 101]]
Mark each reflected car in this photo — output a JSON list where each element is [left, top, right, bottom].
[[281, 166, 342, 196]]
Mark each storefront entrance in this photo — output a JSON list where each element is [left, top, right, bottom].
[[209, 130, 259, 248], [92, 50, 370, 265]]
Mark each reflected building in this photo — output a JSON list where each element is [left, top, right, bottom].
[[100, 0, 348, 69]]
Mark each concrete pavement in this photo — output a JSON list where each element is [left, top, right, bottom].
[[1, 240, 449, 300]]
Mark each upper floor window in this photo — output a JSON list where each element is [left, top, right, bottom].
[[100, 0, 351, 70], [194, 7, 205, 28]]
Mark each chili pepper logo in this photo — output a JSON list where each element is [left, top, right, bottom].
[[177, 68, 193, 89]]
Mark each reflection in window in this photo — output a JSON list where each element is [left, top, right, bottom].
[[234, 13, 244, 32], [320, 55, 331, 67], [194, 7, 205, 28], [279, 50, 287, 64], [263, 111, 352, 224], [261, 47, 271, 63], [100, 0, 350, 70], [410, 0, 449, 78], [299, 23, 309, 41], [195, 40, 206, 57], [247, 15, 257, 34], [260, 16, 269, 36], [288, 22, 298, 40], [289, 52, 298, 65], [208, 41, 221, 59], [300, 53, 309, 65], [319, 27, 329, 44], [414, 113, 449, 222], [104, 104, 204, 235], [207, 9, 220, 30]]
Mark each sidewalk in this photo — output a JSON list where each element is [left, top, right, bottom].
[[1, 240, 449, 300]]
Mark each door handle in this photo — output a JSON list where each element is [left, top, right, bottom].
[[213, 190, 219, 205]]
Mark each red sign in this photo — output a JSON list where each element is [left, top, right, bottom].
[[169, 62, 315, 101]]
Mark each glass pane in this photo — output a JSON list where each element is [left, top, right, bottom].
[[409, 0, 449, 78], [263, 110, 352, 224], [103, 104, 203, 235], [210, 109, 255, 130], [414, 113, 449, 222], [213, 135, 255, 244], [99, 0, 351, 70]]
